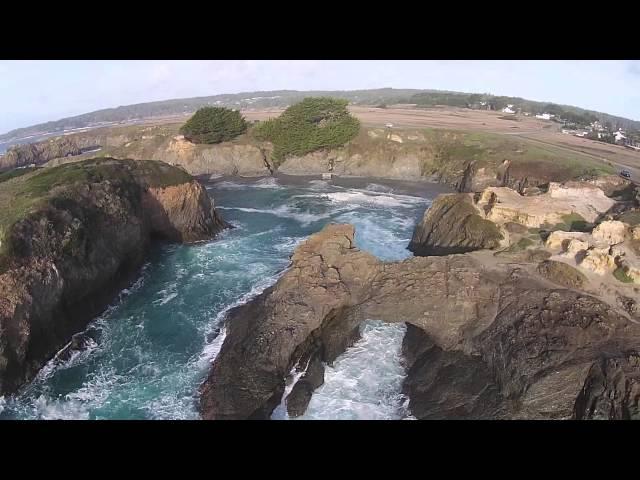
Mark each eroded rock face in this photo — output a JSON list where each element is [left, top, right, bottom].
[[143, 181, 228, 243], [479, 183, 614, 227], [0, 160, 227, 395], [199, 225, 381, 420], [200, 223, 640, 420], [574, 356, 640, 419], [408, 194, 503, 256], [0, 137, 82, 171], [592, 220, 630, 245]]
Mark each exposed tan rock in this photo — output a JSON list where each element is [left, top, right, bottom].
[[580, 246, 617, 275], [477, 183, 614, 227], [545, 231, 591, 251], [592, 220, 630, 245], [565, 238, 590, 256]]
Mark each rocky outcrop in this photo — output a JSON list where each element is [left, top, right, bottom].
[[574, 355, 640, 419], [592, 220, 630, 245], [0, 158, 227, 395], [537, 260, 587, 289], [478, 183, 614, 227], [200, 223, 640, 420], [199, 224, 379, 420], [0, 137, 82, 171], [408, 194, 504, 256], [143, 181, 227, 242]]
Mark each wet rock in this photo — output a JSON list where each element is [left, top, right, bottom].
[[286, 354, 325, 418]]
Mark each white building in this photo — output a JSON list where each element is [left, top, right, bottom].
[[614, 129, 627, 143], [536, 113, 554, 120], [502, 104, 516, 114]]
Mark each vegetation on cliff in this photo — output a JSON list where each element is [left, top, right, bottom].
[[0, 158, 193, 264], [180, 107, 248, 144], [252, 97, 360, 164]]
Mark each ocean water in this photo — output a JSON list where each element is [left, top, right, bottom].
[[0, 175, 443, 420]]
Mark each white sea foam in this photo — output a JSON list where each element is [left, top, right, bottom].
[[271, 358, 311, 420], [252, 177, 281, 189], [153, 288, 178, 306], [365, 183, 394, 193], [218, 205, 332, 226], [307, 179, 332, 191], [212, 177, 282, 190], [196, 269, 287, 369], [325, 191, 425, 208], [298, 320, 409, 420]]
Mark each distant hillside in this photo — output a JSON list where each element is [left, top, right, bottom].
[[2, 88, 639, 141]]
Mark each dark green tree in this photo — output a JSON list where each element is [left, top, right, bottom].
[[180, 107, 247, 144], [253, 97, 360, 164]]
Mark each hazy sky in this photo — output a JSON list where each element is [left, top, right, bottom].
[[1, 60, 639, 133]]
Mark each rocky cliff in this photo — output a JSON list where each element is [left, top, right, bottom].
[[0, 158, 227, 395], [3, 124, 618, 193], [199, 223, 640, 420]]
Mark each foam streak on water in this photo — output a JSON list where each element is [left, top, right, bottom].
[[298, 321, 410, 420], [0, 177, 438, 420]]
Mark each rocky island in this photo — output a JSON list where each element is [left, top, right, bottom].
[[0, 158, 227, 395]]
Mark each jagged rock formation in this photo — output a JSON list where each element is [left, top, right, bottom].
[[0, 158, 227, 395], [408, 194, 504, 256], [199, 223, 640, 420], [409, 182, 617, 257], [0, 137, 82, 171]]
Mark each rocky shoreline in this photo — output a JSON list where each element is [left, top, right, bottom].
[[200, 177, 640, 420], [0, 159, 228, 395], [1, 124, 620, 196]]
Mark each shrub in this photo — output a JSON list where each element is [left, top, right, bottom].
[[613, 267, 634, 284], [252, 97, 360, 165], [180, 107, 247, 144]]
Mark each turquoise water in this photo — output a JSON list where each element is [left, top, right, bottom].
[[0, 176, 442, 420]]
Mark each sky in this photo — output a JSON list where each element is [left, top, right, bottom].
[[1, 60, 639, 134]]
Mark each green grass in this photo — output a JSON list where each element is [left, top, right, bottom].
[[541, 213, 591, 233], [415, 128, 614, 182], [613, 267, 635, 284], [0, 167, 38, 184]]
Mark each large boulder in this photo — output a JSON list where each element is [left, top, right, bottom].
[[408, 194, 503, 256], [592, 220, 630, 246]]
